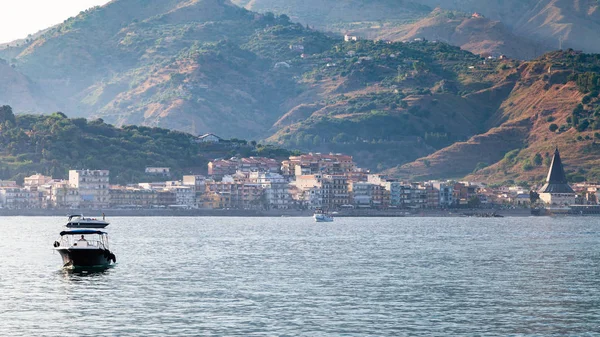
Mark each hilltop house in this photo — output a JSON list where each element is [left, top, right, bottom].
[[538, 148, 575, 205], [195, 133, 222, 143], [344, 34, 359, 42]]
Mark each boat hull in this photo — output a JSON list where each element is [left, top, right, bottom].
[[66, 222, 109, 228], [56, 248, 115, 268], [314, 215, 334, 222]]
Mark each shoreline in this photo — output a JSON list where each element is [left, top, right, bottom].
[[0, 208, 535, 217]]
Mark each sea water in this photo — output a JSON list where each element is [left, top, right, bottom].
[[1, 216, 600, 336]]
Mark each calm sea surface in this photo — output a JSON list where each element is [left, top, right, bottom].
[[1, 216, 600, 336]]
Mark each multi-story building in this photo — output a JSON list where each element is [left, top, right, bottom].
[[109, 187, 158, 208], [50, 180, 80, 208], [0, 187, 35, 209], [321, 175, 349, 210], [304, 186, 324, 209], [372, 184, 388, 208], [431, 182, 454, 207], [208, 157, 280, 178], [368, 174, 400, 207], [453, 182, 477, 206], [249, 172, 290, 209], [157, 190, 177, 207], [239, 157, 280, 174], [183, 175, 207, 208], [282, 153, 356, 176], [349, 182, 369, 207], [208, 159, 239, 178], [203, 182, 263, 209], [345, 169, 370, 183], [290, 175, 324, 209], [417, 183, 439, 208], [166, 185, 196, 207], [69, 170, 110, 209], [183, 175, 206, 188], [24, 174, 53, 187]]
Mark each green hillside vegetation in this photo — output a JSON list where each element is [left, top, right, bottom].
[[0, 105, 295, 185], [389, 50, 600, 183], [267, 39, 505, 170], [0, 1, 309, 138]]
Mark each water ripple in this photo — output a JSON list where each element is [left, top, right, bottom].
[[1, 216, 600, 336]]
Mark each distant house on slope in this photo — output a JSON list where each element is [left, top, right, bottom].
[[289, 44, 304, 52], [344, 34, 359, 42], [195, 133, 223, 143], [538, 148, 575, 205], [145, 167, 171, 177], [471, 12, 484, 18]]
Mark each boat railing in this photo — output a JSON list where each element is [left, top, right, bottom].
[[59, 236, 108, 249]]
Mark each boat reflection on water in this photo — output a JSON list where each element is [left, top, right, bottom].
[[59, 265, 115, 278]]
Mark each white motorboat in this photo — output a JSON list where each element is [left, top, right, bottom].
[[66, 214, 109, 228], [53, 229, 116, 269], [314, 209, 334, 222]]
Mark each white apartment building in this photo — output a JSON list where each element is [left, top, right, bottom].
[[249, 172, 291, 209], [166, 185, 196, 207], [350, 182, 373, 207], [0, 187, 35, 209], [50, 180, 80, 208], [69, 170, 110, 209], [183, 175, 207, 208]]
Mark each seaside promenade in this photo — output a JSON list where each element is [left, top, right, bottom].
[[0, 207, 533, 217]]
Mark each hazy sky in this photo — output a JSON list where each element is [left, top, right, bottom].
[[0, 0, 111, 43]]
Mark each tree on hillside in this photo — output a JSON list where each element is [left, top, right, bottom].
[[533, 153, 543, 166], [0, 105, 16, 125]]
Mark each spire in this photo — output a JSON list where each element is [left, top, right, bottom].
[[546, 147, 568, 184], [539, 147, 574, 194]]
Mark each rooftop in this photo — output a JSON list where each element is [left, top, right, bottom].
[[539, 148, 574, 194]]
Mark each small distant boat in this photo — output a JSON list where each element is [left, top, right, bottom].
[[314, 209, 334, 222], [53, 229, 116, 269], [66, 214, 109, 228]]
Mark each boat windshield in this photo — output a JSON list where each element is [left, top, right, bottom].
[[57, 230, 109, 250]]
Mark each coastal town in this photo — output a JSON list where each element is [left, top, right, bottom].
[[0, 148, 597, 213]]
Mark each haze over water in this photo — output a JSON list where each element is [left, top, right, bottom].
[[1, 216, 600, 336]]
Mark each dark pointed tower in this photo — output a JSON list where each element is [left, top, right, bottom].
[[539, 147, 574, 194]]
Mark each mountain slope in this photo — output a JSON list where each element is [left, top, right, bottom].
[[378, 8, 551, 59], [387, 50, 600, 183], [265, 40, 512, 170], [0, 0, 314, 138], [416, 0, 600, 53], [0, 58, 57, 113], [233, 0, 600, 56], [234, 0, 431, 28]]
